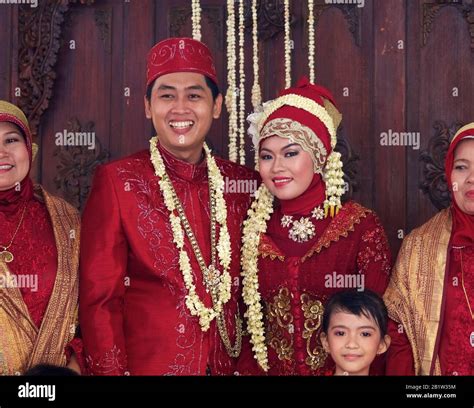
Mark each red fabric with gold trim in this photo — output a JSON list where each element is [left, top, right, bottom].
[[262, 77, 339, 153], [146, 37, 218, 88], [445, 123, 474, 247], [0, 113, 32, 161], [0, 103, 34, 212], [0, 101, 84, 373], [80, 143, 259, 375], [242, 201, 392, 376]]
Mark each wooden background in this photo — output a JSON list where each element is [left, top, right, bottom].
[[0, 0, 473, 257]]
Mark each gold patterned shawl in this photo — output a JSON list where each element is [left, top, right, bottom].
[[384, 209, 452, 375], [0, 186, 80, 375]]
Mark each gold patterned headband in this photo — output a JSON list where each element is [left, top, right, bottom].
[[260, 118, 328, 174], [452, 122, 474, 143], [0, 101, 30, 133], [257, 94, 337, 148]]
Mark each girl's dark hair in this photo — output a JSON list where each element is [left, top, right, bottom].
[[322, 289, 389, 337], [145, 76, 220, 101], [23, 364, 80, 376]]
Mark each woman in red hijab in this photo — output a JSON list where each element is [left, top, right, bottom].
[[0, 100, 83, 374], [385, 122, 474, 375], [240, 78, 391, 375]]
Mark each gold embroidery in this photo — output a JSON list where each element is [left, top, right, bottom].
[[0, 185, 80, 374], [260, 118, 328, 174], [302, 202, 370, 263], [0, 351, 6, 375], [384, 209, 452, 376], [300, 293, 327, 370], [267, 287, 294, 361], [0, 101, 30, 130], [258, 234, 285, 261]]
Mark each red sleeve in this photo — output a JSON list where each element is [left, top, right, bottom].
[[79, 165, 128, 375], [356, 213, 392, 295], [385, 319, 415, 375], [65, 337, 86, 375]]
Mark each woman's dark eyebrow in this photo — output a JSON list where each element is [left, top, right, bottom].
[[260, 143, 300, 154], [2, 131, 22, 136], [281, 143, 300, 152]]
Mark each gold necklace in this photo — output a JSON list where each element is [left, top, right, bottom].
[[459, 250, 474, 348], [280, 205, 325, 242], [459, 251, 474, 320], [207, 178, 243, 357], [154, 137, 242, 358], [153, 146, 230, 324], [0, 201, 28, 263], [164, 169, 242, 357]]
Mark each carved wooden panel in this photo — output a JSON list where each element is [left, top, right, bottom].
[[169, 6, 224, 47], [17, 1, 70, 138], [17, 0, 95, 138], [243, 0, 295, 40], [406, 0, 474, 235], [336, 132, 360, 202], [2, 0, 473, 257], [423, 0, 474, 50], [37, 0, 114, 203], [94, 8, 112, 54], [313, 3, 361, 47], [54, 118, 109, 210], [420, 121, 464, 210]]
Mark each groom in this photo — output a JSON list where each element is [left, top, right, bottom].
[[79, 37, 258, 375]]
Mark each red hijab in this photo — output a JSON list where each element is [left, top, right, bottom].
[[279, 174, 326, 215], [0, 101, 34, 215], [260, 77, 340, 216], [445, 122, 474, 247]]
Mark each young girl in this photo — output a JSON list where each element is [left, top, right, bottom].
[[240, 78, 391, 375], [320, 290, 391, 376]]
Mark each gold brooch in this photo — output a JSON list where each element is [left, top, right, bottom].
[[281, 206, 325, 243]]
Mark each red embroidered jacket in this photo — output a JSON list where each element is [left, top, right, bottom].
[[240, 201, 391, 375], [80, 144, 258, 375]]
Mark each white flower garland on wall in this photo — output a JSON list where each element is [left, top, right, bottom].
[[284, 0, 291, 88], [251, 0, 261, 111], [251, 0, 261, 167], [308, 0, 315, 83], [226, 0, 238, 162], [191, 0, 201, 41], [238, 0, 246, 165]]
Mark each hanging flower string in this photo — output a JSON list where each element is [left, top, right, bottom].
[[226, 0, 238, 162], [238, 0, 246, 165], [284, 0, 291, 88], [149, 137, 232, 331], [191, 0, 201, 41], [251, 0, 261, 110], [241, 184, 274, 371], [308, 0, 315, 83], [251, 0, 261, 167]]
